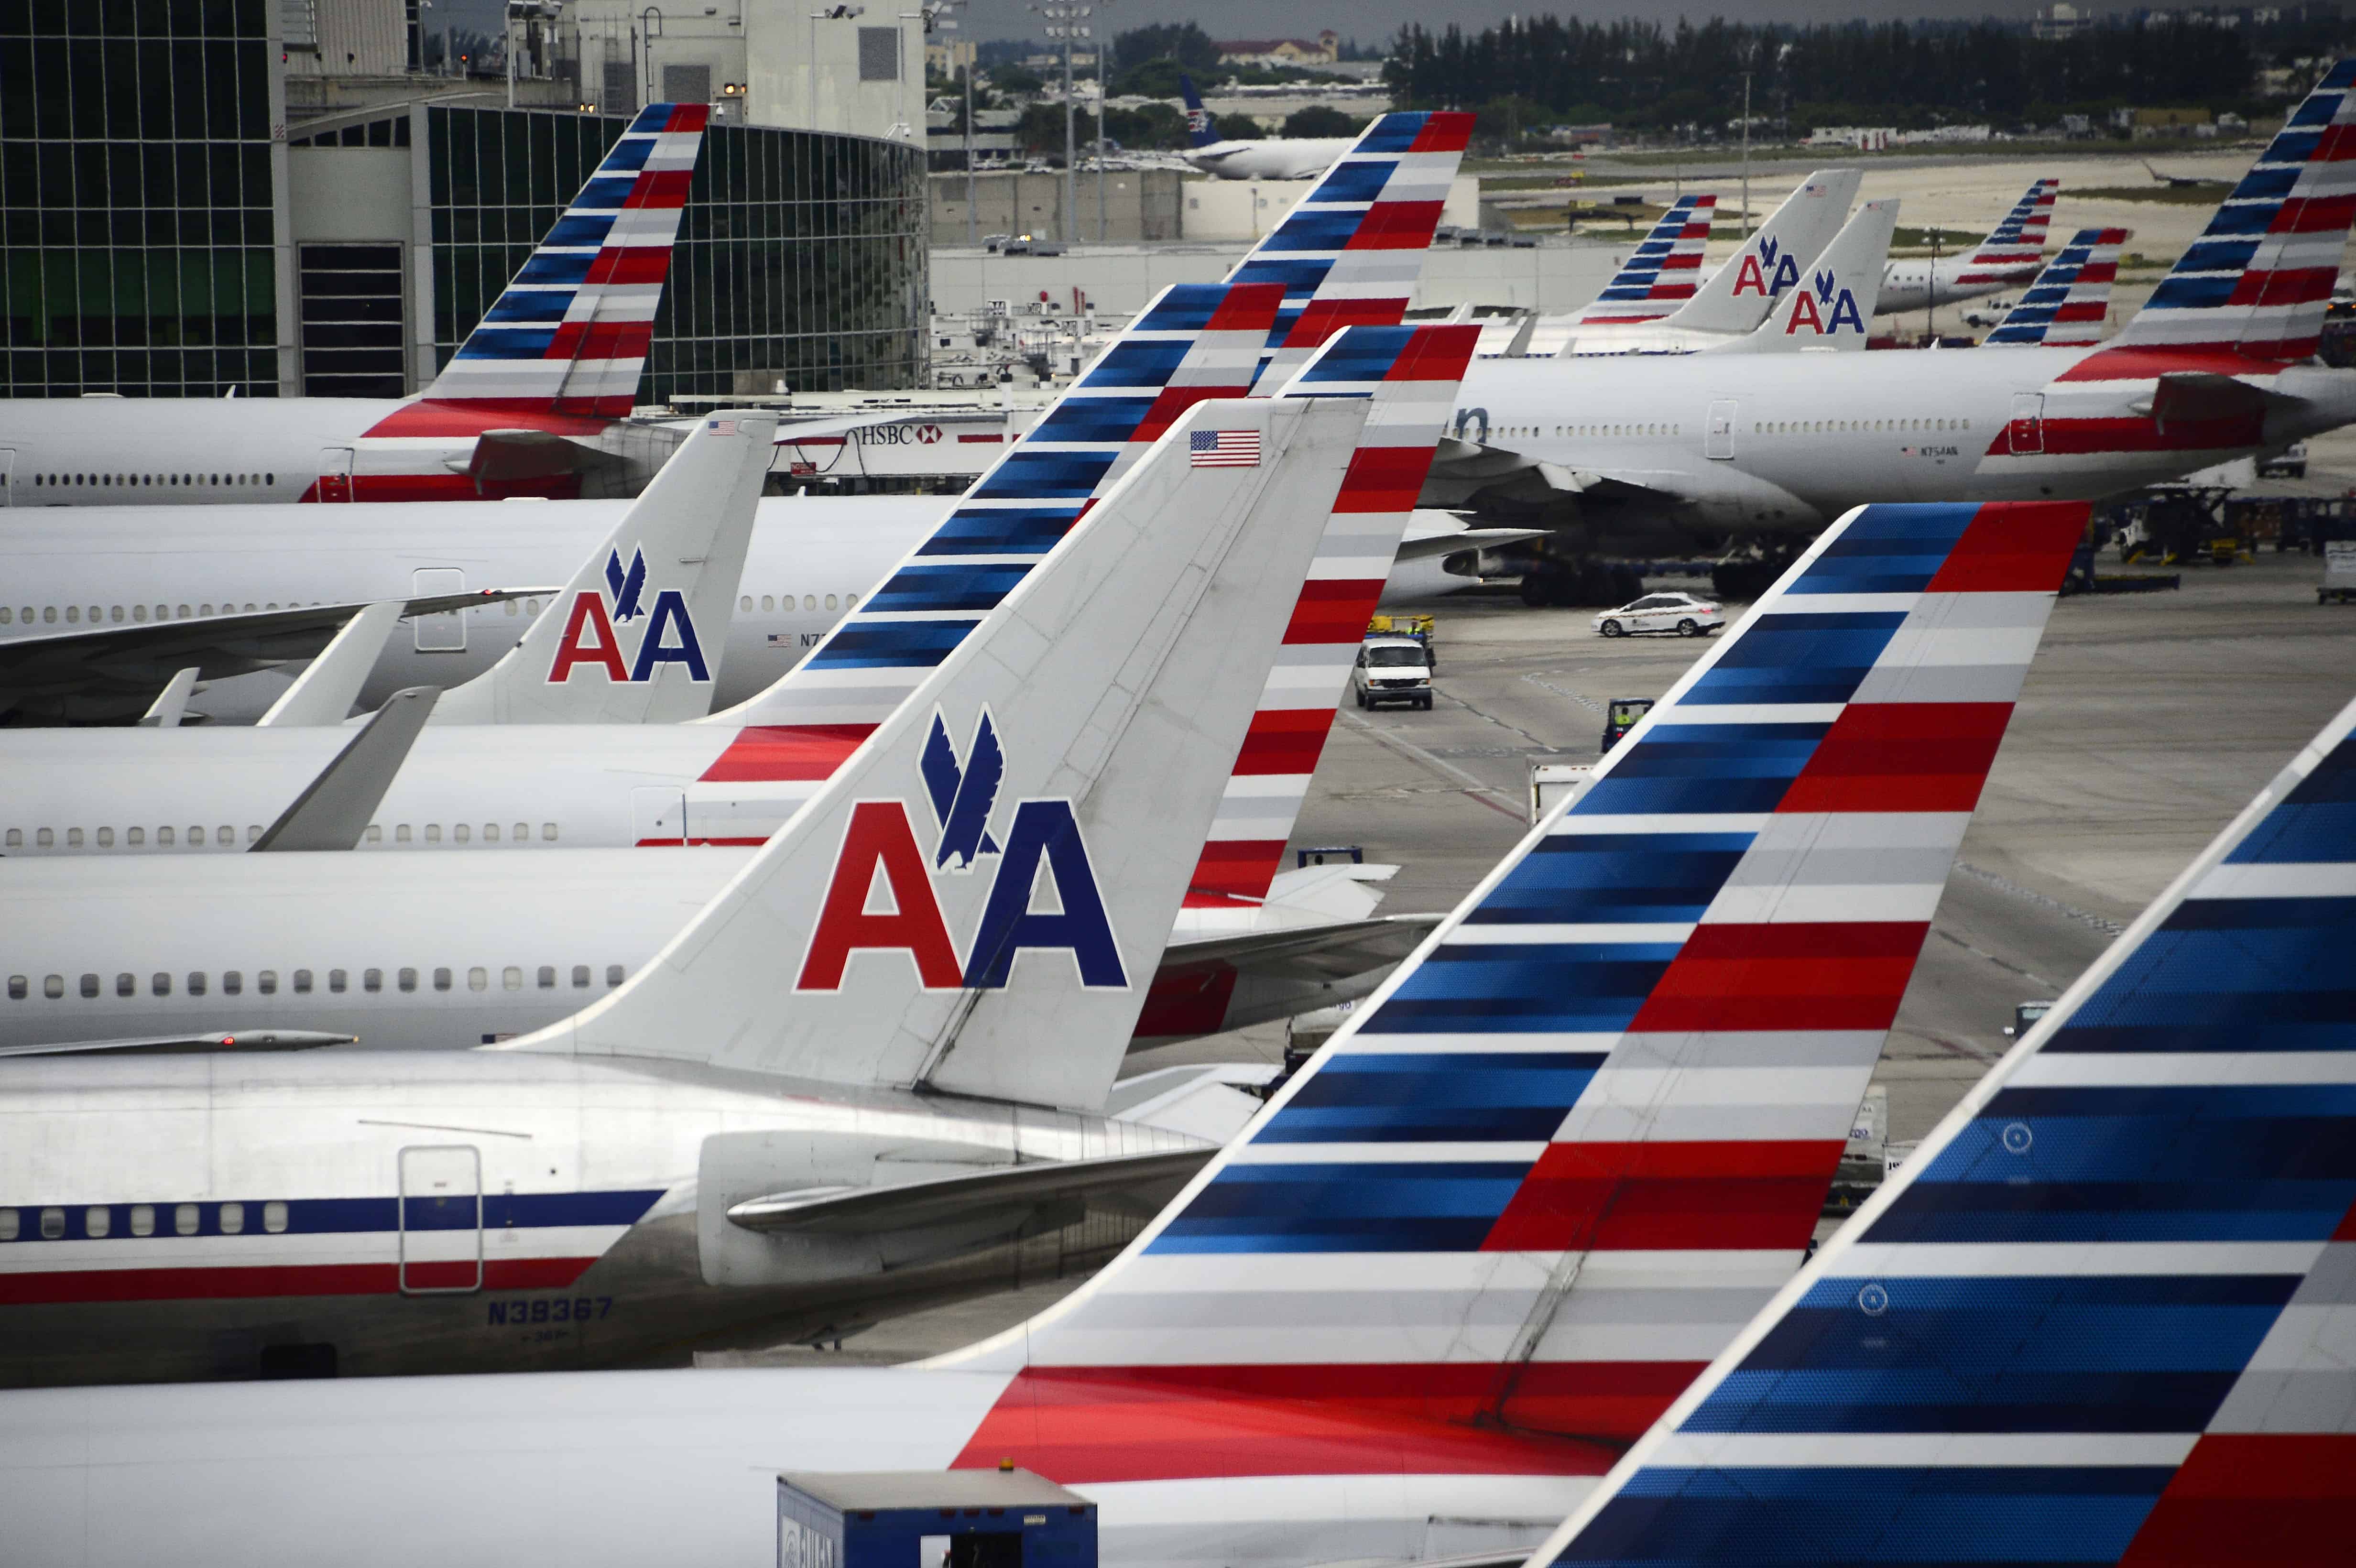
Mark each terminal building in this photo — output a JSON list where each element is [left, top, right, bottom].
[[0, 0, 929, 402]]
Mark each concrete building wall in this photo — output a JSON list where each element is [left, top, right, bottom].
[[748, 11, 926, 143], [930, 170, 1183, 245], [285, 0, 408, 77]]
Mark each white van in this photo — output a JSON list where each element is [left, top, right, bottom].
[[1352, 636, 1434, 710]]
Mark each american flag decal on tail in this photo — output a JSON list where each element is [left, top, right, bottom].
[[1189, 430, 1261, 467]]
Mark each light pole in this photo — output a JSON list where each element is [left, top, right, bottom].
[[1091, 0, 1112, 241], [809, 4, 865, 132], [1739, 69, 1752, 241], [640, 6, 662, 109], [1029, 1, 1082, 242]]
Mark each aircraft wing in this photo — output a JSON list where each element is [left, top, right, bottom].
[[1422, 437, 1694, 508], [0, 588, 549, 724], [1157, 913, 1443, 984], [724, 1146, 1215, 1235], [0, 1030, 356, 1058]]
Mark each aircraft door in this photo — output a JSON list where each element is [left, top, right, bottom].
[[2008, 393, 2045, 456], [411, 567, 467, 652], [1705, 400, 1737, 460], [398, 1144, 483, 1294], [0, 448, 14, 506], [316, 446, 355, 503]]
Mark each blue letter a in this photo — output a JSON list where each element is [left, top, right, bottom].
[[962, 800, 1127, 989], [629, 588, 711, 682]]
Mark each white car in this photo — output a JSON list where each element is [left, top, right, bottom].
[[1593, 592, 1725, 639]]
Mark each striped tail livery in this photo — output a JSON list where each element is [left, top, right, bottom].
[[933, 500, 2087, 1510], [1984, 226, 2131, 347], [1578, 195, 1718, 326], [2111, 59, 2356, 361], [1958, 175, 2061, 284], [1522, 691, 2356, 1568]]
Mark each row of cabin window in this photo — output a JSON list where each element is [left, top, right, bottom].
[[6, 964, 628, 1000], [1528, 423, 1683, 438], [4, 823, 562, 849], [1753, 417, 1972, 435], [29, 473, 276, 490], [0, 1201, 289, 1241], [738, 591, 858, 613], [2, 599, 542, 629]]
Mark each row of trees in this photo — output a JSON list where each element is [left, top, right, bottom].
[[1383, 15, 2295, 133]]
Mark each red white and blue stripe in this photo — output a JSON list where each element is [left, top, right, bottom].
[[934, 499, 2085, 1487], [1523, 692, 2356, 1568], [2111, 60, 2356, 361], [1955, 176, 2060, 285], [683, 112, 1471, 796], [0, 1188, 664, 1304], [1234, 112, 1476, 390], [1575, 195, 1717, 326], [410, 103, 708, 418], [1985, 226, 2129, 347], [1157, 323, 1479, 999]]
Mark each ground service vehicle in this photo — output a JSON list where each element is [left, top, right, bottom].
[[1353, 637, 1434, 710]]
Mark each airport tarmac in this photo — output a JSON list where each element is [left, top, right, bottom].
[[736, 451, 2356, 1365]]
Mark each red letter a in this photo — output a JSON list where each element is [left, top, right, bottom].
[[548, 592, 630, 683], [796, 800, 963, 991]]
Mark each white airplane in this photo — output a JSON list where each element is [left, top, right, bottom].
[[1428, 66, 2356, 590], [0, 381, 1385, 1388], [0, 493, 2092, 1565], [1697, 197, 1897, 355], [0, 104, 708, 506], [1876, 175, 2059, 315], [1176, 76, 1356, 181], [1518, 686, 2356, 1568]]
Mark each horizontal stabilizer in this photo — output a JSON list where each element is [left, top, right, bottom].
[[726, 1147, 1215, 1235], [0, 1030, 354, 1058], [0, 589, 545, 726], [251, 686, 440, 852], [455, 428, 629, 487], [1156, 914, 1440, 981], [1394, 524, 1549, 562]]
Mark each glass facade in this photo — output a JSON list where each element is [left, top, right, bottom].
[[0, 0, 284, 397], [426, 106, 927, 401]]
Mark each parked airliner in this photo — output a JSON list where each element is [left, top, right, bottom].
[[1430, 65, 2356, 564], [0, 494, 2090, 1567], [1874, 174, 2058, 314], [0, 387, 1373, 1387], [0, 104, 706, 504]]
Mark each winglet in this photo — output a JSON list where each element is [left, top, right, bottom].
[[429, 410, 775, 725], [251, 686, 440, 852], [256, 601, 404, 727], [134, 667, 199, 729]]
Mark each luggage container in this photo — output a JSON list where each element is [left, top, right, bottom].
[[778, 1470, 1097, 1568]]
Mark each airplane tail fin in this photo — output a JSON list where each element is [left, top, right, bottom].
[[1961, 174, 2059, 272], [1178, 76, 1221, 148], [508, 395, 1373, 1111], [1712, 197, 1895, 352], [1520, 691, 2356, 1568], [430, 412, 773, 724], [1984, 226, 2131, 346], [416, 103, 709, 417], [1578, 194, 1718, 326], [2111, 59, 2356, 361], [1183, 322, 1479, 909], [1598, 168, 1861, 342], [1230, 111, 1476, 388], [932, 500, 2088, 1490]]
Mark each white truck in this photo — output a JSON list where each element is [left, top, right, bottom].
[[2323, 540, 2356, 605], [1352, 634, 1435, 710]]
